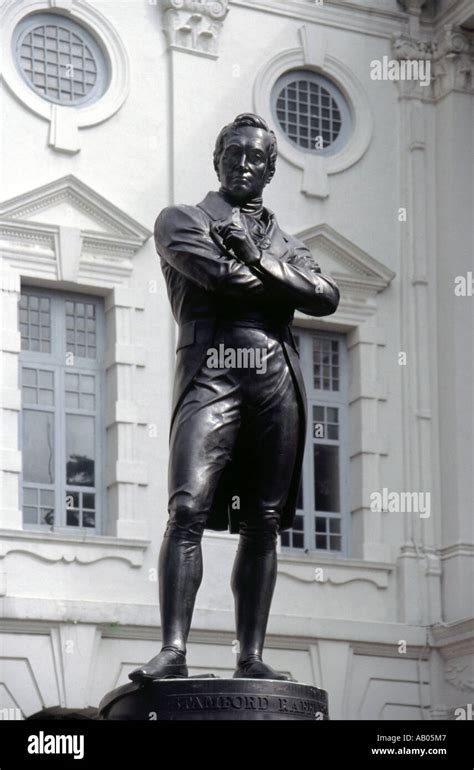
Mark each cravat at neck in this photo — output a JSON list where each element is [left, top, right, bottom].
[[240, 197, 264, 218], [219, 189, 265, 219]]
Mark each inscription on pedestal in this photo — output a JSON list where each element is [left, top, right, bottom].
[[99, 678, 329, 721]]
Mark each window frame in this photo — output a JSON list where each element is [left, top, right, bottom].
[[18, 285, 106, 535], [13, 12, 109, 107], [282, 327, 350, 557], [271, 69, 352, 158]]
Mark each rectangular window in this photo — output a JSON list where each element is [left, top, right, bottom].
[[281, 329, 349, 555], [19, 287, 105, 533]]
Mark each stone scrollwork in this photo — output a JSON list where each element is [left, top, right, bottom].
[[391, 23, 473, 100], [392, 34, 433, 62], [432, 24, 474, 99], [161, 0, 230, 57], [163, 0, 229, 19]]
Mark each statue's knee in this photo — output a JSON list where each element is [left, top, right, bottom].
[[166, 501, 208, 541], [238, 508, 281, 550]]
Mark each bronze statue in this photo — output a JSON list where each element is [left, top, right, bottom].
[[129, 114, 339, 682]]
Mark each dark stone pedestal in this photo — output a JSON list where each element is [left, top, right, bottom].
[[98, 677, 329, 721]]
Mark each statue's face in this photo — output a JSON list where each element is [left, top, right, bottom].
[[217, 126, 272, 202]]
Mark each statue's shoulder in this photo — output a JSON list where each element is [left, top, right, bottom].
[[154, 202, 208, 241]]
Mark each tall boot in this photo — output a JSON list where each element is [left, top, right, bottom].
[[128, 520, 204, 682], [231, 517, 294, 680]]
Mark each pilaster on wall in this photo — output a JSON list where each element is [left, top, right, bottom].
[[0, 266, 23, 530], [348, 323, 391, 564], [104, 288, 150, 540], [431, 31, 473, 632], [391, 20, 473, 627], [392, 32, 441, 626]]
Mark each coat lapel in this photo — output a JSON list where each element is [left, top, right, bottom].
[[197, 191, 289, 261]]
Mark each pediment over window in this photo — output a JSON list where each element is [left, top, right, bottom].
[[0, 176, 151, 285], [296, 222, 396, 323]]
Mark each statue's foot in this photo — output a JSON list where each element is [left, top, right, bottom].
[[128, 647, 188, 682], [233, 655, 295, 681]]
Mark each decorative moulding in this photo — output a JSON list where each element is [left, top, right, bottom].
[[278, 567, 390, 590], [254, 24, 373, 198], [0, 528, 149, 567], [0, 175, 151, 286], [0, 0, 130, 153], [351, 641, 429, 659], [160, 0, 230, 59]]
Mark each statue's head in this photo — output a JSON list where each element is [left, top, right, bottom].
[[213, 113, 278, 203]]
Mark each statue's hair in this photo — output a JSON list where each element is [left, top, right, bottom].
[[213, 113, 278, 184]]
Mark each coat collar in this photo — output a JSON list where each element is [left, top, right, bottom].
[[197, 190, 275, 222], [197, 190, 289, 259]]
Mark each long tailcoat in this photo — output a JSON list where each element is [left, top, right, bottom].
[[155, 190, 340, 533]]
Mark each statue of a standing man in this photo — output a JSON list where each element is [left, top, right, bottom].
[[130, 114, 340, 683]]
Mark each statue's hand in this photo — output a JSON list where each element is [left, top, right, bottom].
[[214, 209, 260, 265]]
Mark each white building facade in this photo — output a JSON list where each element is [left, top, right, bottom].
[[0, 0, 472, 720]]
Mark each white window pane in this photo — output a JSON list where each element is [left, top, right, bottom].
[[66, 373, 79, 390], [23, 487, 37, 505], [40, 489, 54, 506], [22, 387, 37, 405], [38, 389, 54, 406], [38, 370, 53, 388], [81, 375, 95, 394], [80, 394, 95, 410], [23, 410, 54, 483], [23, 507, 37, 524], [66, 392, 79, 408]]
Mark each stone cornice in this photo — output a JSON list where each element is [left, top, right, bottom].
[[431, 617, 474, 645], [232, 1, 408, 39]]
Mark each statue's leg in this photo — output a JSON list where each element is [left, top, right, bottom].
[[232, 511, 295, 679], [128, 509, 208, 682], [129, 362, 241, 682], [231, 334, 300, 680]]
